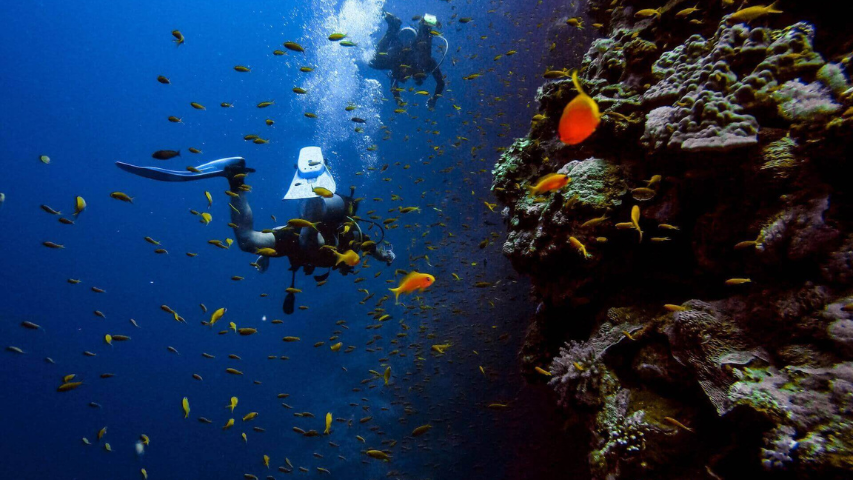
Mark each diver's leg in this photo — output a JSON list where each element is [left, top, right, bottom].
[[115, 157, 254, 182], [369, 13, 402, 69], [227, 175, 276, 253], [297, 198, 326, 251]]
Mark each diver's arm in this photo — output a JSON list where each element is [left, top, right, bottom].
[[228, 178, 276, 253], [369, 244, 396, 266]]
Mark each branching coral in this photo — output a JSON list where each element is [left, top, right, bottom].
[[550, 340, 608, 408]]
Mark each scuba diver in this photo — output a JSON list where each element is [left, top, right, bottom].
[[115, 147, 396, 314], [369, 12, 447, 108]]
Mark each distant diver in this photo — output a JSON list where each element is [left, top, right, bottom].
[[116, 147, 395, 314], [369, 12, 447, 108]]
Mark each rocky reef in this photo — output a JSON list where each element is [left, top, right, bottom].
[[493, 1, 853, 479]]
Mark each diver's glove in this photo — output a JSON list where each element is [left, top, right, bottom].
[[377, 244, 396, 266], [254, 255, 270, 273], [427, 96, 437, 109], [384, 12, 402, 30]]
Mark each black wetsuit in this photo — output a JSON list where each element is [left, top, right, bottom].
[[370, 19, 445, 105]]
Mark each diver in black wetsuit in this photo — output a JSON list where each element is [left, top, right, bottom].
[[369, 12, 446, 108], [115, 156, 396, 313]]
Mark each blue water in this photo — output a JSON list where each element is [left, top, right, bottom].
[[0, 0, 590, 478]]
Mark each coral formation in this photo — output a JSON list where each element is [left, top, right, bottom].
[[493, 1, 853, 479]]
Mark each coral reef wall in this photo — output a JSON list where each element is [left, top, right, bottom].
[[492, 1, 853, 479]]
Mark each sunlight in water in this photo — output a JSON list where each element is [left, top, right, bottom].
[[302, 0, 385, 170]]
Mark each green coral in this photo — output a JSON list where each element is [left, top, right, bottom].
[[492, 138, 536, 189], [560, 158, 627, 210]]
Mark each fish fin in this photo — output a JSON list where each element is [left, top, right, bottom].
[[389, 287, 401, 304], [570, 70, 585, 96], [767, 1, 782, 13]]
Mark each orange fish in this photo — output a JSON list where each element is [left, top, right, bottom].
[[527, 173, 570, 196], [389, 271, 435, 304], [558, 70, 600, 145]]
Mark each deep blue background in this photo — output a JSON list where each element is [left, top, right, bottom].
[[0, 0, 593, 478]]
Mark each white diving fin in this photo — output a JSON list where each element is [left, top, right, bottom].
[[283, 147, 337, 200]]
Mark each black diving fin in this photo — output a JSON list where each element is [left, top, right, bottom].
[[116, 157, 254, 182], [283, 269, 297, 315], [283, 292, 295, 315]]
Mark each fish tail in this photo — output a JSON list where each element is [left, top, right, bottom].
[[767, 1, 782, 13], [389, 287, 401, 304], [177, 150, 181, 157]]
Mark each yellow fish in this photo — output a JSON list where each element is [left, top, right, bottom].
[[727, 2, 781, 24], [334, 250, 360, 267], [631, 205, 642, 242], [366, 450, 391, 461], [182, 397, 190, 418], [288, 218, 319, 230], [110, 192, 133, 203], [635, 7, 662, 18], [569, 236, 591, 259], [210, 307, 226, 326], [324, 412, 332, 434], [227, 396, 238, 412], [312, 186, 334, 198], [223, 418, 234, 430], [74, 196, 87, 216]]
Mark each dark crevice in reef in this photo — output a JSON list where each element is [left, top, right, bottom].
[[494, 0, 853, 478]]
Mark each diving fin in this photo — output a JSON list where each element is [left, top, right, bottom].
[[116, 157, 254, 182], [283, 293, 295, 315], [283, 147, 336, 200], [283, 269, 297, 315]]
